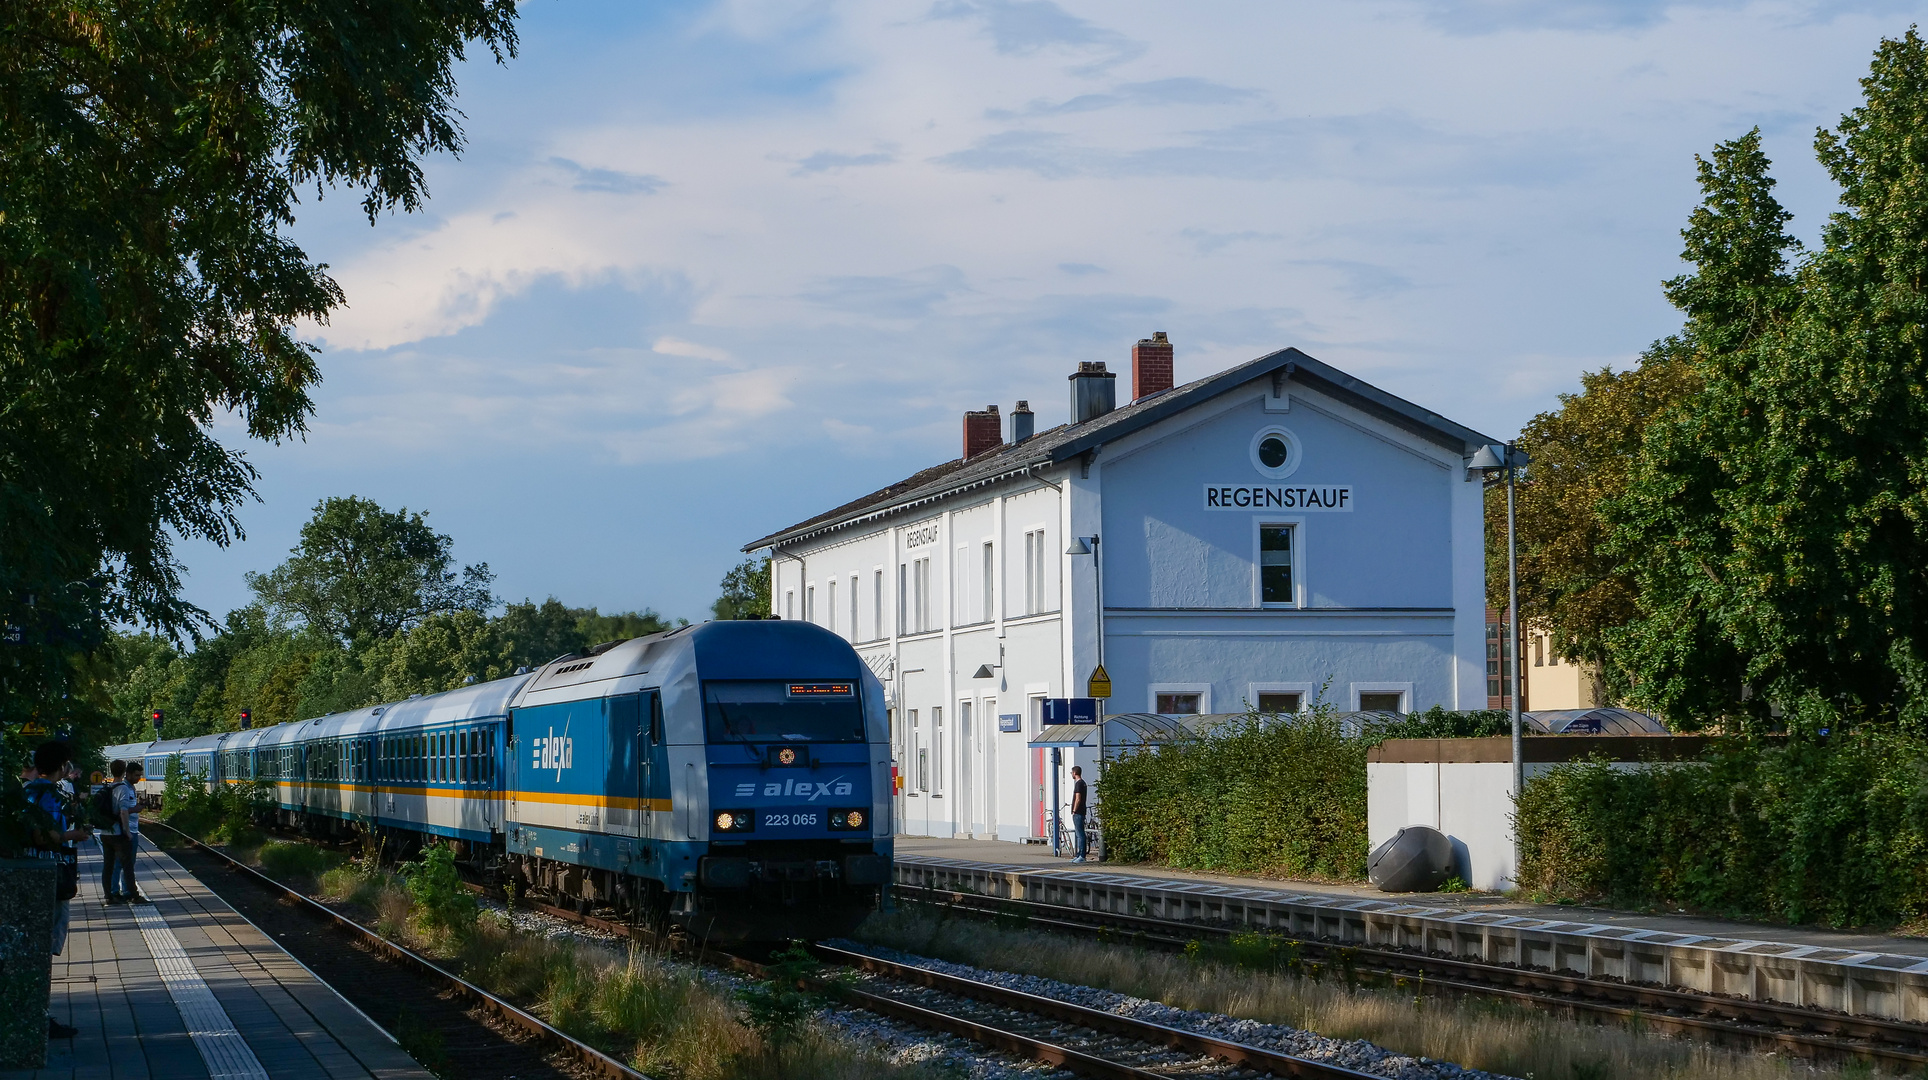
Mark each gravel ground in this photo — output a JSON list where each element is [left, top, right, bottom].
[[827, 939, 1519, 1080], [476, 900, 1064, 1078]]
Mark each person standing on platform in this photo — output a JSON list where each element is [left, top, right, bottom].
[[98, 760, 132, 902], [1069, 765, 1089, 863], [25, 742, 91, 1039], [117, 762, 147, 903]]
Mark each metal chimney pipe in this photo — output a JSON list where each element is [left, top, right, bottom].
[[1068, 362, 1116, 424], [1010, 400, 1035, 442]]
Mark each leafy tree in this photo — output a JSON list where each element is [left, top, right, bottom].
[[0, 0, 518, 736], [247, 496, 495, 643], [1488, 344, 1699, 684], [714, 555, 772, 620], [1610, 32, 1928, 727]]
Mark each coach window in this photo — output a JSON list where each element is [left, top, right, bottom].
[[1258, 524, 1296, 607]]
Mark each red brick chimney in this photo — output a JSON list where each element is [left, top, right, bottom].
[[1133, 331, 1173, 400], [963, 405, 1002, 459]]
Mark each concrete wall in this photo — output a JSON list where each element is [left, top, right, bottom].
[[1367, 737, 1715, 891]]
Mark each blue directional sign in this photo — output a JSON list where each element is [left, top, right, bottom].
[[1042, 698, 1100, 725]]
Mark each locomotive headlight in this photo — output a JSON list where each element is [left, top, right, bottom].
[[715, 811, 735, 831], [827, 807, 868, 831], [714, 810, 754, 832]]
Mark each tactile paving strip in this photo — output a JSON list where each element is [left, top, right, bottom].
[[131, 901, 272, 1080]]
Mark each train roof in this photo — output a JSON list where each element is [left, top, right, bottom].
[[369, 672, 532, 733], [515, 620, 861, 698]]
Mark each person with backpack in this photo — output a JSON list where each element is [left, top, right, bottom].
[[93, 760, 133, 902], [25, 742, 92, 1039], [117, 762, 146, 902]]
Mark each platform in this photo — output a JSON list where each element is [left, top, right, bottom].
[[894, 835, 1928, 1022], [3, 841, 430, 1080]]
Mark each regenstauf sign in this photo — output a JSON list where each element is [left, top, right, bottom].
[[1203, 484, 1353, 511]]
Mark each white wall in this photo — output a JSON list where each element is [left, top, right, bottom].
[[1369, 759, 1657, 892]]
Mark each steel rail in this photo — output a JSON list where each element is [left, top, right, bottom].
[[149, 822, 653, 1080], [462, 882, 1379, 1077], [808, 942, 1382, 1079], [893, 881, 1928, 1069]]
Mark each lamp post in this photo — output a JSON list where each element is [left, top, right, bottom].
[[1470, 443, 1529, 853], [1065, 534, 1104, 673], [1066, 533, 1104, 859]]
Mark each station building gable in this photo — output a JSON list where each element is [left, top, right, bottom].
[[742, 338, 1497, 845]]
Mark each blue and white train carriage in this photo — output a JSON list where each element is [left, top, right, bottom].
[[101, 620, 893, 941]]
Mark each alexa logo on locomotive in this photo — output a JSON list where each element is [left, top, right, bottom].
[[733, 776, 857, 801], [532, 726, 574, 778]]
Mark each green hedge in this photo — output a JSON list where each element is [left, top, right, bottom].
[[1101, 707, 1519, 880], [1515, 732, 1928, 927], [1102, 712, 1368, 878]]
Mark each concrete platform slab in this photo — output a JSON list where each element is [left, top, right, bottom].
[[2, 841, 431, 1080], [895, 836, 1928, 1022]]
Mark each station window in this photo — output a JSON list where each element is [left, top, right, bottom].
[[1023, 530, 1047, 615], [827, 579, 837, 634], [1359, 692, 1406, 713], [1156, 693, 1202, 716], [873, 569, 883, 640], [1257, 692, 1302, 714], [1259, 525, 1295, 606], [981, 542, 994, 623]]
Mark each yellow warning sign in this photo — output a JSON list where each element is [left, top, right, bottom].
[[1087, 665, 1112, 699]]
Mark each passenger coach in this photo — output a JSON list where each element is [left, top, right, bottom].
[[103, 620, 893, 941]]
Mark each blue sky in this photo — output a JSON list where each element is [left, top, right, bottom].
[[177, 0, 1925, 625]]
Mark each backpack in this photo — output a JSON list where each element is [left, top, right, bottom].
[[90, 781, 120, 827]]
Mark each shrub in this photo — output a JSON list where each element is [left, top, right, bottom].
[[1102, 708, 1369, 878], [1515, 731, 1928, 927], [401, 843, 479, 937], [1103, 703, 1531, 881], [260, 840, 344, 886]]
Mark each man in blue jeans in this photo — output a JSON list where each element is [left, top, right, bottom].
[[1069, 765, 1088, 863], [99, 760, 132, 902], [115, 762, 146, 902]]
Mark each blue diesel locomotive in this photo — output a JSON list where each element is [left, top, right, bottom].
[[104, 620, 893, 940]]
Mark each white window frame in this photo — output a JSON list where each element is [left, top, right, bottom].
[[850, 574, 860, 641], [1350, 682, 1413, 713], [955, 543, 970, 627], [806, 584, 816, 624], [785, 589, 795, 621], [874, 567, 885, 641], [1247, 681, 1315, 714], [1253, 518, 1304, 608], [931, 705, 944, 795], [1022, 525, 1048, 615], [826, 579, 836, 634], [981, 540, 994, 624], [1148, 682, 1212, 715]]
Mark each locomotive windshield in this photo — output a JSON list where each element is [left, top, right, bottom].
[[703, 680, 866, 743]]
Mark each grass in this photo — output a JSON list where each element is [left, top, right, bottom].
[[853, 906, 1880, 1080], [235, 836, 941, 1080]]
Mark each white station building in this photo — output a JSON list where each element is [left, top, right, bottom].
[[743, 336, 1499, 843]]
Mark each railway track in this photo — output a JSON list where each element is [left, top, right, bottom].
[[157, 823, 1392, 1079], [150, 822, 652, 1080], [892, 880, 1928, 1071], [485, 881, 1388, 1078]]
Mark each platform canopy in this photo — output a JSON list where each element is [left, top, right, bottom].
[[1029, 713, 1196, 753]]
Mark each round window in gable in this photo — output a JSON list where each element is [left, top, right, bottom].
[[1249, 426, 1303, 480]]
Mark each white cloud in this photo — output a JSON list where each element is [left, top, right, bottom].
[[229, 0, 1923, 622]]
